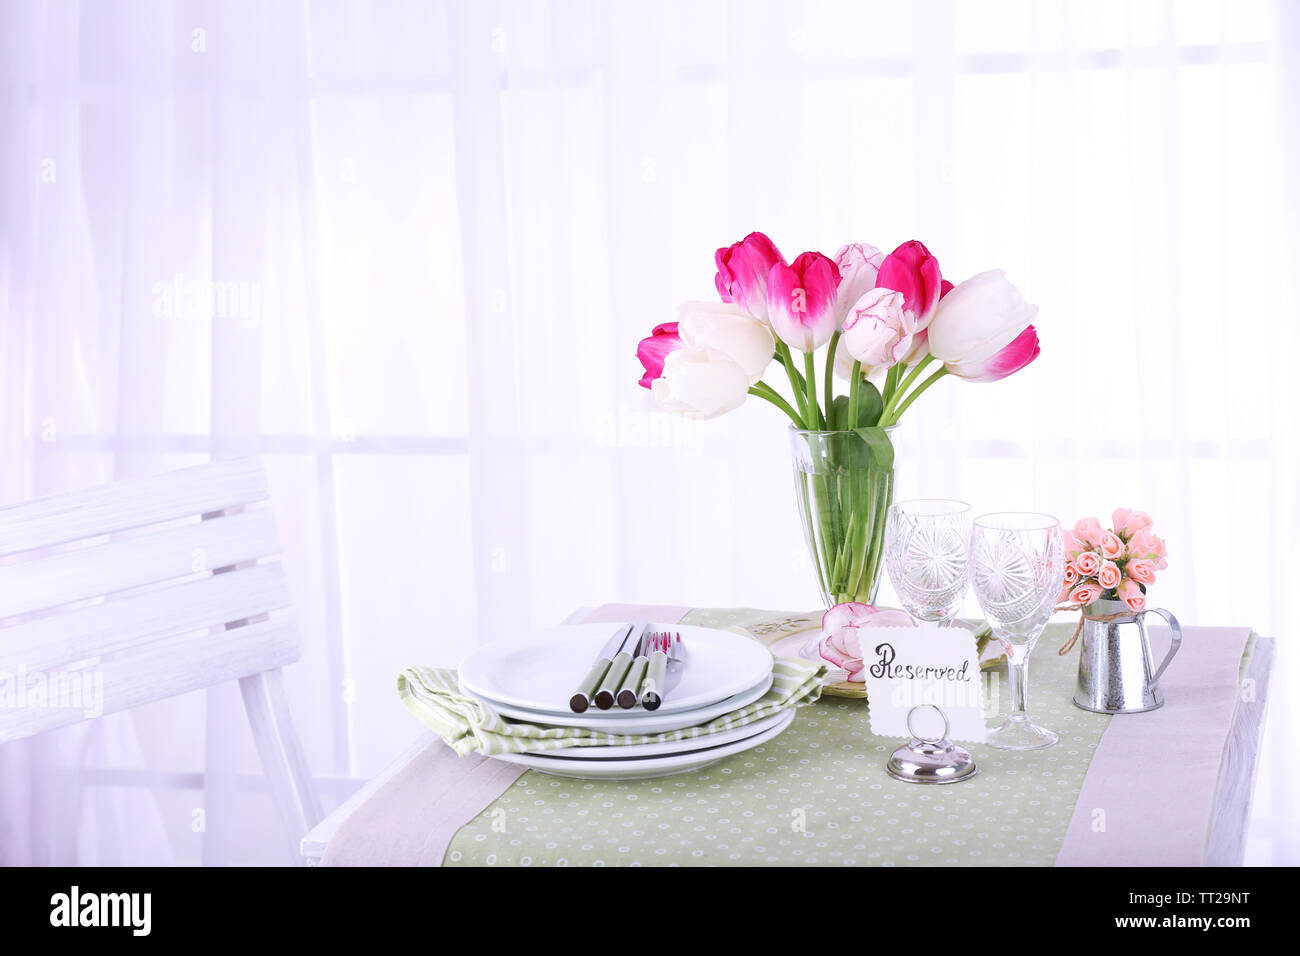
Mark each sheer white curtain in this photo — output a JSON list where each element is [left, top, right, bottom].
[[1, 0, 1295, 865]]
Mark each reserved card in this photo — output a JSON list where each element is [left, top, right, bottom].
[[861, 624, 987, 743]]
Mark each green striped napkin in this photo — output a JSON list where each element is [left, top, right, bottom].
[[397, 657, 826, 757]]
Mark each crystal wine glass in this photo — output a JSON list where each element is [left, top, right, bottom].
[[884, 499, 971, 626], [969, 512, 1065, 751]]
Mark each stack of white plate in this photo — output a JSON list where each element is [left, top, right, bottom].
[[456, 622, 789, 780]]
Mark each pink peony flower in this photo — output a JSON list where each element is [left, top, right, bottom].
[[1098, 560, 1122, 590], [1111, 508, 1153, 541], [1099, 531, 1125, 562], [1118, 578, 1146, 613], [1069, 581, 1103, 606], [818, 602, 914, 682], [1126, 558, 1156, 586], [1075, 551, 1102, 577]]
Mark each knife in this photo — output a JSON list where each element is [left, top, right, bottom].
[[593, 620, 650, 711], [568, 623, 634, 713]]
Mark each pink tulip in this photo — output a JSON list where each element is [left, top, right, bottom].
[[1069, 581, 1103, 606], [766, 251, 842, 352], [1126, 558, 1156, 586], [841, 287, 928, 370], [926, 270, 1040, 382], [875, 240, 943, 323], [636, 322, 684, 388], [714, 232, 786, 324], [1098, 560, 1122, 590], [833, 242, 885, 326], [1099, 531, 1125, 562], [818, 602, 914, 682], [1118, 578, 1146, 613], [1073, 517, 1105, 548], [1075, 550, 1102, 577], [1111, 508, 1153, 541]]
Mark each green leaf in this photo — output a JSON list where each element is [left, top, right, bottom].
[[830, 395, 850, 431], [854, 380, 883, 427], [852, 426, 895, 471]]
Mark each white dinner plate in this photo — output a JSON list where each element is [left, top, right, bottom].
[[458, 622, 774, 716], [491, 708, 796, 780], [533, 709, 791, 759], [461, 671, 774, 735]]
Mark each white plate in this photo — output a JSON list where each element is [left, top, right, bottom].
[[458, 622, 774, 716], [491, 708, 797, 780], [535, 710, 791, 759], [462, 671, 774, 735]]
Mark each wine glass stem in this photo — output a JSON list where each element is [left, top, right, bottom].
[[1008, 660, 1029, 721]]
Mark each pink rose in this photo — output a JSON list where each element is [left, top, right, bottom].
[[1063, 561, 1080, 588], [766, 251, 842, 352], [1062, 529, 1084, 558], [1073, 517, 1104, 548], [1127, 529, 1167, 570], [1069, 581, 1103, 606], [1097, 560, 1122, 590], [1075, 550, 1102, 577], [818, 602, 914, 682], [1126, 558, 1156, 586], [1118, 578, 1146, 613], [714, 232, 786, 323], [1099, 531, 1125, 562], [1111, 508, 1153, 541]]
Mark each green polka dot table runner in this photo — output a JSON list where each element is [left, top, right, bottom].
[[444, 610, 1111, 867]]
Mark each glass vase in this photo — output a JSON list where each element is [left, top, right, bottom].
[[789, 427, 896, 608]]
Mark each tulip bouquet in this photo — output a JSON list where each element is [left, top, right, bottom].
[[1061, 510, 1169, 613], [637, 231, 1040, 606]]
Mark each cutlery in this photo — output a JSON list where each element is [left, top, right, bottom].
[[616, 630, 651, 709], [593, 620, 650, 711], [639, 631, 684, 711], [569, 623, 634, 713]]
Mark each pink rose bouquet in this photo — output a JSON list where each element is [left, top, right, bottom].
[[1060, 509, 1168, 613]]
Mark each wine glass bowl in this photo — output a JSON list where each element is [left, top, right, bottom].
[[884, 499, 971, 625], [969, 512, 1065, 751]]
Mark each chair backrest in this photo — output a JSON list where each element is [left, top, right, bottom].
[[0, 458, 300, 743]]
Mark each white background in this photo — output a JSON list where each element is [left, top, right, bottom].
[[0, 0, 1295, 865]]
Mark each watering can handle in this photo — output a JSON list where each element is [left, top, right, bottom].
[[1140, 607, 1182, 683]]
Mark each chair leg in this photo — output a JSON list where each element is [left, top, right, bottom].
[[239, 668, 324, 864]]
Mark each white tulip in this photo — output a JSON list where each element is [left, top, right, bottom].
[[650, 347, 751, 419], [926, 270, 1039, 380], [676, 301, 775, 385]]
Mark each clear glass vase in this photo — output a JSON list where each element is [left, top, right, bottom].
[[790, 427, 896, 608]]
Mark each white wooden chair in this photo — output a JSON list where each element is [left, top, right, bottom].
[[0, 458, 322, 863]]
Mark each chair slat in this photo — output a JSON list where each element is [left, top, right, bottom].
[[0, 458, 267, 558], [0, 509, 280, 620], [0, 618, 301, 745], [0, 562, 292, 673]]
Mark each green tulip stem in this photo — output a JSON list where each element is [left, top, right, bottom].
[[748, 383, 804, 427], [824, 330, 840, 417], [881, 366, 950, 426]]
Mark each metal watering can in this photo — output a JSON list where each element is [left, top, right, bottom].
[[1072, 599, 1182, 714]]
